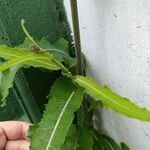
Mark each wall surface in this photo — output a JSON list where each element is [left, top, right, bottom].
[[64, 0, 150, 149]]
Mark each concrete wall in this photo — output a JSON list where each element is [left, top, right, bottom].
[[64, 0, 150, 150]]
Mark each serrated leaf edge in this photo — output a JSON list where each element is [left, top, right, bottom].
[[74, 77, 134, 112], [46, 90, 76, 150], [73, 76, 150, 121]]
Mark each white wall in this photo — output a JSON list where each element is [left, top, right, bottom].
[[64, 1, 150, 149]]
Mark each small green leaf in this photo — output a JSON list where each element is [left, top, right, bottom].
[[62, 125, 93, 150], [93, 133, 115, 150], [76, 108, 87, 127], [61, 125, 79, 150], [121, 143, 130, 150], [89, 100, 103, 111], [53, 38, 68, 53], [77, 127, 93, 150], [0, 66, 20, 105], [41, 38, 76, 68], [29, 77, 84, 150], [14, 70, 42, 123], [101, 134, 121, 150], [0, 88, 24, 121], [73, 76, 150, 121], [93, 141, 104, 150]]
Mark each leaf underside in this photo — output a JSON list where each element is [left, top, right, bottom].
[[29, 77, 84, 150]]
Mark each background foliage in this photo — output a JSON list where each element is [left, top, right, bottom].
[[0, 0, 72, 122]]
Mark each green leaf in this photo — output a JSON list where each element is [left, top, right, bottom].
[[0, 45, 61, 71], [40, 38, 76, 68], [18, 37, 76, 69], [14, 70, 42, 123], [93, 130, 122, 150], [89, 100, 103, 111], [73, 76, 150, 121], [53, 38, 68, 53], [29, 77, 84, 150], [61, 125, 79, 150], [76, 108, 87, 127], [62, 125, 93, 150], [121, 143, 130, 150], [0, 55, 32, 72], [0, 66, 20, 104], [0, 88, 25, 121], [0, 64, 41, 122], [93, 141, 104, 150], [0, 45, 28, 59], [76, 127, 93, 150], [101, 134, 121, 150], [93, 133, 115, 150]]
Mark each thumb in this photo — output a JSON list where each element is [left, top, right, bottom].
[[0, 126, 7, 150]]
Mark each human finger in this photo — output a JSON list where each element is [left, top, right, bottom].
[[5, 140, 30, 150], [0, 121, 31, 140], [0, 126, 6, 150]]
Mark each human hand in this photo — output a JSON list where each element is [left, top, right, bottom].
[[0, 121, 30, 150]]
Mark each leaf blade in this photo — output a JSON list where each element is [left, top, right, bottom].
[[30, 77, 84, 150], [121, 143, 130, 150], [46, 90, 76, 150], [62, 125, 93, 150], [0, 55, 32, 72], [14, 70, 42, 123], [0, 45, 61, 71], [0, 45, 28, 59], [39, 38, 76, 68], [73, 76, 150, 121], [0, 66, 20, 104], [61, 125, 79, 150]]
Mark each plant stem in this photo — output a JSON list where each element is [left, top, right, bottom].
[[21, 19, 42, 51], [21, 20, 37, 46], [70, 0, 83, 75], [70, 0, 89, 117]]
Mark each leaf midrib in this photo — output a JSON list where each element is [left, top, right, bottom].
[[0, 51, 59, 70], [45, 48, 69, 56], [75, 78, 145, 116], [46, 90, 76, 150], [0, 55, 33, 71]]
